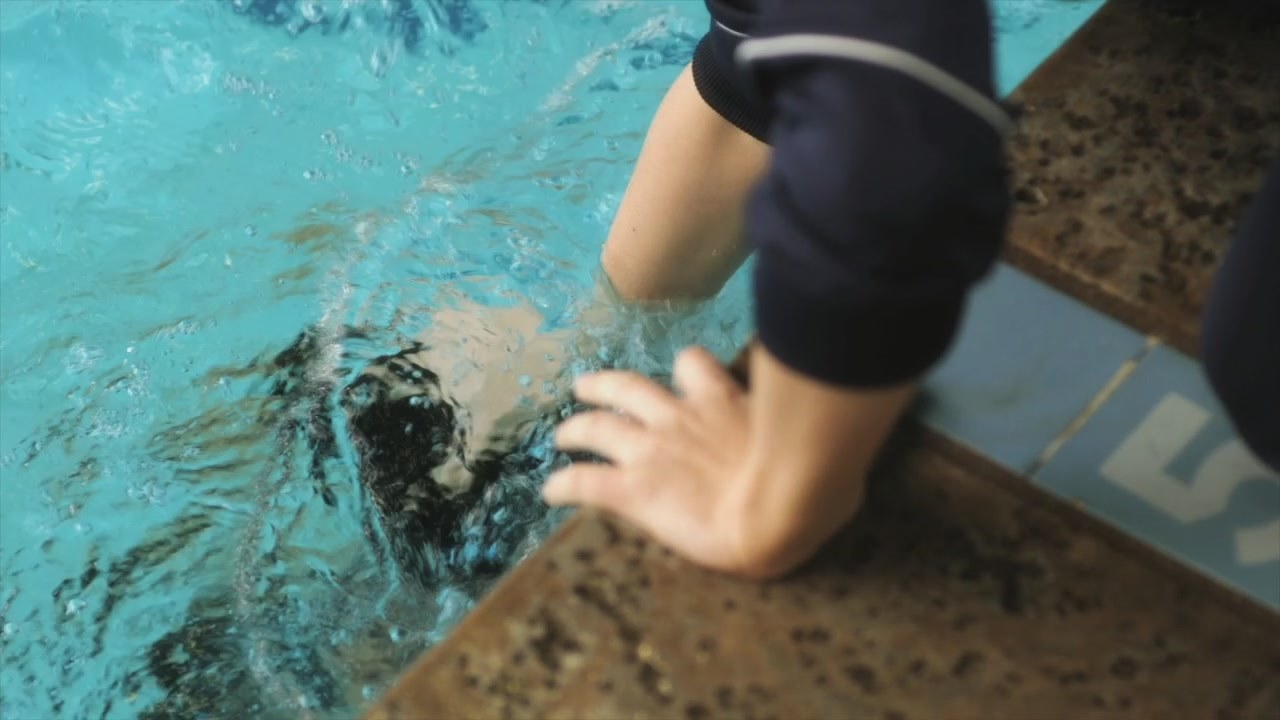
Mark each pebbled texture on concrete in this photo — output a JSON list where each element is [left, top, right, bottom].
[[362, 429, 1280, 720], [1004, 0, 1280, 354]]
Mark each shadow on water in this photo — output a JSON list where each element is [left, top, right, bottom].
[[125, 323, 582, 718]]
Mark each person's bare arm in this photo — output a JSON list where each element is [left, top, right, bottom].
[[731, 342, 915, 577], [546, 0, 1012, 580], [546, 340, 913, 580], [600, 64, 770, 302]]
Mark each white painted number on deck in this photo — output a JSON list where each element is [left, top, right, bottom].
[[1101, 393, 1280, 566]]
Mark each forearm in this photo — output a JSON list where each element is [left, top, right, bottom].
[[724, 342, 916, 578], [712, 0, 1013, 578], [600, 64, 769, 303]]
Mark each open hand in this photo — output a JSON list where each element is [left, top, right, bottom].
[[543, 347, 758, 574]]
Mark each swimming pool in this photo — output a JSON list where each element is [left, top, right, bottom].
[[0, 1, 1104, 718]]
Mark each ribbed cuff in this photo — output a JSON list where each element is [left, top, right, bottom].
[[753, 249, 967, 388], [690, 34, 771, 144]]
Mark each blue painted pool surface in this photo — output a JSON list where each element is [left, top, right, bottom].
[[1, 2, 1109, 718]]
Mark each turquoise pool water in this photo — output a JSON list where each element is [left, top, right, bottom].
[[0, 1, 1104, 717]]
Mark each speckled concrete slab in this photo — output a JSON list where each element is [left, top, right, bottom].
[[362, 430, 1280, 720], [1004, 0, 1280, 354]]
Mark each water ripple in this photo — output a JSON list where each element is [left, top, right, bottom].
[[0, 2, 755, 718]]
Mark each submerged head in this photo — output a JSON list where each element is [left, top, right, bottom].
[[266, 327, 553, 589]]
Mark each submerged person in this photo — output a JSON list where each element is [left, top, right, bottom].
[[133, 299, 579, 717], [257, 299, 572, 587], [542, 0, 1280, 579]]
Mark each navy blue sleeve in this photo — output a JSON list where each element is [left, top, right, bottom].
[[738, 0, 1013, 388], [1201, 157, 1280, 473]]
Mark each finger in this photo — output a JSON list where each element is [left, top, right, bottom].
[[554, 410, 647, 463], [542, 463, 626, 510], [673, 346, 741, 402], [573, 370, 678, 426]]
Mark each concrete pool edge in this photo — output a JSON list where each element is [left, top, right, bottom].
[[1001, 0, 1280, 356], [360, 420, 1280, 720]]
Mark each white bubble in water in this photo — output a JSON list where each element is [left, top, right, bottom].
[[244, 224, 258, 237], [388, 626, 404, 644], [301, 1, 325, 23], [436, 588, 472, 628], [64, 343, 104, 375], [160, 42, 216, 94], [64, 598, 86, 616], [362, 686, 377, 700], [159, 319, 200, 339], [128, 481, 165, 505]]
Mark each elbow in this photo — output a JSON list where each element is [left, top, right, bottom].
[[1201, 314, 1280, 472], [1201, 327, 1239, 421]]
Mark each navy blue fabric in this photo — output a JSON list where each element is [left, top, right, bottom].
[[691, 30, 769, 142], [708, 0, 1011, 387], [1201, 158, 1280, 473], [696, 0, 1277, 466]]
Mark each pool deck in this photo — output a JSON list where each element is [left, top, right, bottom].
[[366, 426, 1280, 720], [1003, 0, 1280, 356], [363, 1, 1280, 717]]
